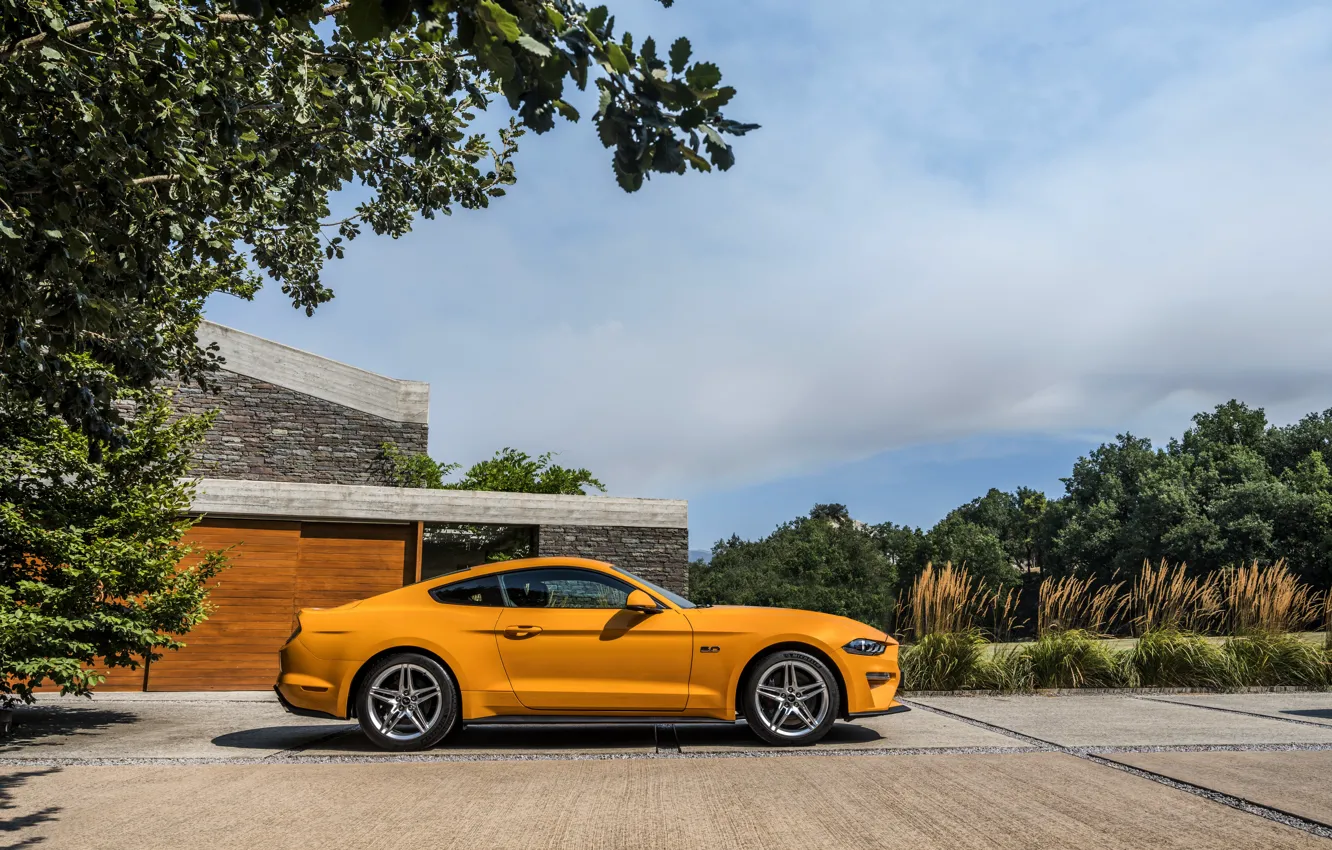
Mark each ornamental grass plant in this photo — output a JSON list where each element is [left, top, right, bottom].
[[1037, 574, 1127, 636], [899, 630, 990, 692], [1131, 561, 1223, 636], [1022, 629, 1125, 689], [906, 563, 989, 637], [1224, 632, 1331, 687], [900, 631, 1034, 692], [1126, 629, 1238, 688], [1222, 560, 1318, 636]]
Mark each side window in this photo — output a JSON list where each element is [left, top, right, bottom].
[[431, 574, 504, 606], [499, 568, 634, 609]]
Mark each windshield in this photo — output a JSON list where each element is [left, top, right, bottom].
[[608, 565, 698, 609]]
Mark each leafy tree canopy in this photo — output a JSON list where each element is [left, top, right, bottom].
[[1047, 400, 1332, 586], [1, 0, 754, 445], [381, 443, 604, 495], [690, 504, 898, 630]]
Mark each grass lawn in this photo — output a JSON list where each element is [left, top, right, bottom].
[[984, 631, 1329, 656]]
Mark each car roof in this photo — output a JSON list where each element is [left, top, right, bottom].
[[433, 557, 619, 582]]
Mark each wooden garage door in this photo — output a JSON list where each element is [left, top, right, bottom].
[[131, 518, 417, 692]]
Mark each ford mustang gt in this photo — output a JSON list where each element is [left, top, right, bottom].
[[275, 557, 903, 750]]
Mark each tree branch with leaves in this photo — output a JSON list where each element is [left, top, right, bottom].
[[1, 0, 754, 445]]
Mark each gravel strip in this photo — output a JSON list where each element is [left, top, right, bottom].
[[0, 744, 1045, 768], [8, 740, 1332, 769], [901, 697, 1332, 841]]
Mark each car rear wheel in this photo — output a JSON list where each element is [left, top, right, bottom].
[[743, 650, 839, 746], [356, 653, 458, 751]]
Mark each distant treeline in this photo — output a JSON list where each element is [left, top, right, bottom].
[[689, 400, 1332, 626]]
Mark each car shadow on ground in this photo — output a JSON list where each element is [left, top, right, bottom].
[[214, 722, 660, 754], [0, 706, 139, 755], [210, 724, 357, 752], [209, 718, 886, 756]]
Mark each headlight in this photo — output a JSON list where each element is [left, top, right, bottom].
[[843, 638, 887, 656]]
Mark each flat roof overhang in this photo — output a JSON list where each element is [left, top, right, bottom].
[[188, 478, 687, 529]]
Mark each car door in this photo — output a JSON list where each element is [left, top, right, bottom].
[[493, 567, 693, 711]]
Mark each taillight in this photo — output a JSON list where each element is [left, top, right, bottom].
[[284, 618, 301, 646]]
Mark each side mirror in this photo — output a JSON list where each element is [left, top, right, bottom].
[[625, 589, 662, 614]]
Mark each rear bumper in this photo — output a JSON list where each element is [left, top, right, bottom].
[[276, 635, 354, 718], [273, 685, 339, 720]]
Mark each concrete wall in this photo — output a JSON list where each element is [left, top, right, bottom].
[[175, 370, 428, 486], [191, 478, 688, 529], [197, 322, 428, 424], [537, 525, 690, 595]]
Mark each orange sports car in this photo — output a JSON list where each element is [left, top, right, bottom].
[[275, 557, 904, 750]]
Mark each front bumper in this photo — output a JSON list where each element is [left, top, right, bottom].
[[848, 703, 910, 720], [840, 645, 901, 717]]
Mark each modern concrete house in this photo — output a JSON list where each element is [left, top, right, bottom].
[[103, 322, 688, 692]]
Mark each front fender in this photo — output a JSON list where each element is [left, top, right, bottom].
[[722, 632, 854, 718]]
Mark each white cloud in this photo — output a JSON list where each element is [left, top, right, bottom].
[[208, 1, 1332, 497]]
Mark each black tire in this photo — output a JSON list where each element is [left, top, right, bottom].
[[355, 652, 459, 752], [742, 650, 840, 746]]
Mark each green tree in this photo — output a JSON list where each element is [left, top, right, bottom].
[[1, 0, 754, 444], [1046, 401, 1332, 587], [0, 389, 224, 703], [869, 520, 928, 590], [450, 447, 604, 495], [381, 443, 604, 495], [923, 514, 1018, 588], [690, 504, 898, 629]]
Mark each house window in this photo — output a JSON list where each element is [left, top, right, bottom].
[[419, 523, 537, 581]]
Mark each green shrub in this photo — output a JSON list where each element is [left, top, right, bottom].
[[900, 630, 989, 691], [1022, 629, 1126, 688], [974, 645, 1034, 692], [1128, 630, 1238, 688], [1225, 633, 1331, 687]]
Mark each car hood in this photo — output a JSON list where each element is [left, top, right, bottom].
[[681, 605, 894, 645]]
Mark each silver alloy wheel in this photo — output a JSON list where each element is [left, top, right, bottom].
[[365, 662, 445, 742], [753, 659, 831, 738]]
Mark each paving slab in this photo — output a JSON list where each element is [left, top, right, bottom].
[[1148, 692, 1332, 727], [676, 709, 1021, 752], [1107, 750, 1332, 828], [3, 695, 350, 760], [910, 694, 1332, 747], [2, 752, 1324, 850]]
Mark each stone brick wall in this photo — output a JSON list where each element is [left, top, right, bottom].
[[537, 525, 690, 595], [173, 369, 428, 485]]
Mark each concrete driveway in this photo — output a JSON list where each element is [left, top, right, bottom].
[[3, 691, 1331, 849]]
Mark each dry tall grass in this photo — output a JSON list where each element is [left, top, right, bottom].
[[1131, 560, 1223, 635], [987, 586, 1023, 643], [1037, 575, 1127, 636], [1221, 560, 1318, 635], [905, 562, 1021, 639]]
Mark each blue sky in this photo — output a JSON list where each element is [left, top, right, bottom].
[[206, 1, 1332, 549]]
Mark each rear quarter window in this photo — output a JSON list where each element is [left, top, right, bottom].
[[430, 575, 504, 606]]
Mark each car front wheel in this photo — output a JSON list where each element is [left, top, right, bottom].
[[742, 650, 840, 746], [356, 652, 458, 751]]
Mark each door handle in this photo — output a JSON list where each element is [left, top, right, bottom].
[[504, 625, 543, 637]]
